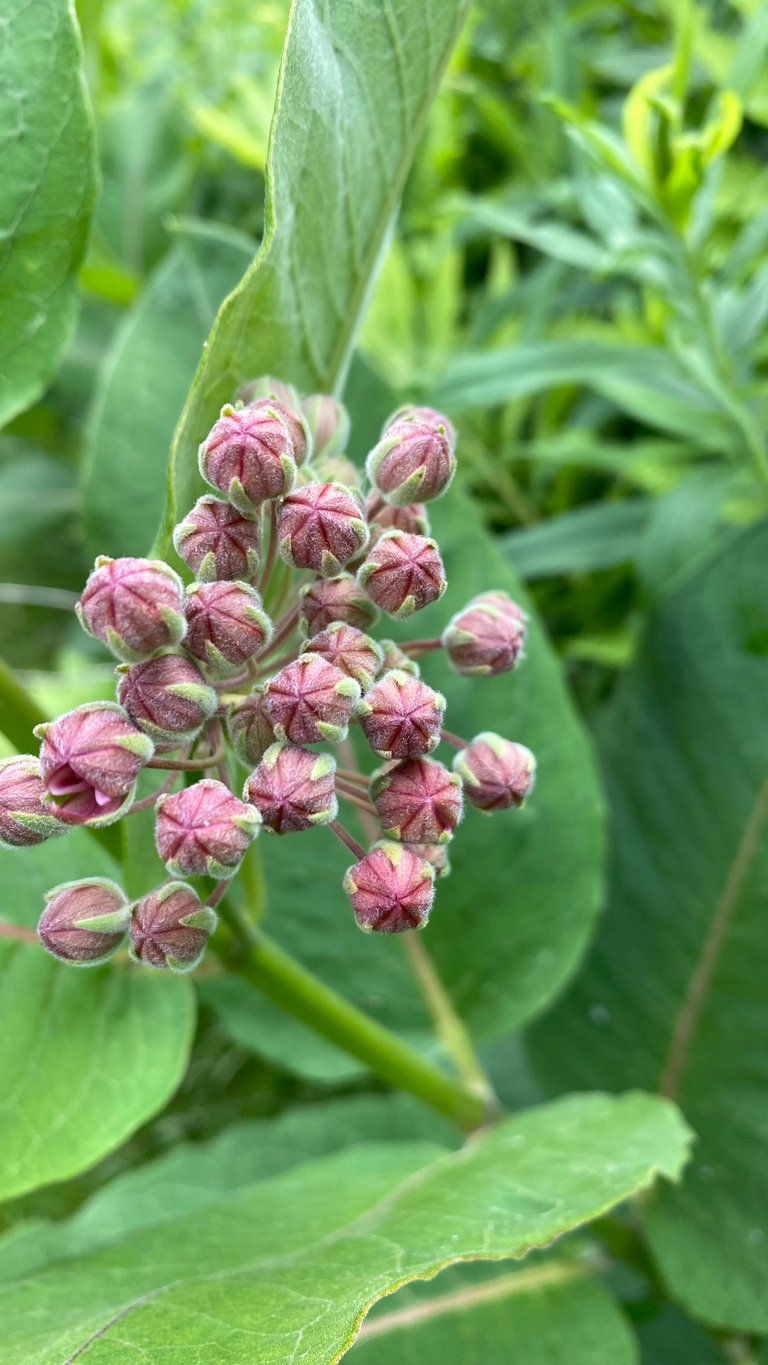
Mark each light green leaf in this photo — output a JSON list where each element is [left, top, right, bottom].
[[0, 835, 194, 1201], [0, 1092, 690, 1363], [82, 230, 253, 558], [157, 0, 471, 552], [503, 501, 652, 580], [529, 524, 768, 1332], [0, 0, 97, 426]]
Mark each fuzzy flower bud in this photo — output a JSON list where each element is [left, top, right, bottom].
[[155, 778, 260, 879], [303, 624, 383, 689], [473, 590, 527, 621], [357, 530, 446, 619], [343, 840, 435, 933], [237, 381, 312, 466], [0, 756, 66, 849], [277, 482, 369, 576], [265, 654, 360, 745], [298, 574, 379, 635], [228, 686, 275, 767], [244, 742, 337, 833], [366, 493, 430, 538], [199, 401, 297, 511], [38, 878, 130, 966], [237, 375, 300, 409], [410, 842, 451, 879], [453, 733, 536, 812], [77, 556, 186, 663], [442, 592, 527, 676], [366, 407, 456, 506], [311, 454, 362, 491], [357, 671, 445, 759], [130, 882, 217, 973], [36, 703, 154, 826], [371, 757, 462, 844], [116, 655, 217, 747], [301, 394, 350, 461], [183, 581, 272, 674], [173, 496, 261, 582], [379, 639, 420, 678]]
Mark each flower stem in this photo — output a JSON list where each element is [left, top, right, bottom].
[[258, 503, 279, 594], [329, 818, 367, 860], [336, 784, 378, 817], [217, 902, 489, 1132], [440, 728, 467, 751], [147, 748, 226, 772], [403, 638, 442, 655], [0, 921, 38, 944]]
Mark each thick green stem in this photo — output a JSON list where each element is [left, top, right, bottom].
[[218, 903, 489, 1132]]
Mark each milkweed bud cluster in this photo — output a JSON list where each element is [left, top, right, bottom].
[[5, 383, 535, 969]]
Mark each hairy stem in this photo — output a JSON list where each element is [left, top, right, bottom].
[[329, 818, 367, 860], [147, 749, 226, 772]]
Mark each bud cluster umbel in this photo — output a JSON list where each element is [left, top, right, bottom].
[[3, 381, 535, 968]]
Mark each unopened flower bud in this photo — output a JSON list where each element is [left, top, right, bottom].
[[301, 393, 350, 461], [228, 686, 275, 767], [130, 881, 217, 973], [237, 380, 312, 465], [36, 703, 154, 826], [379, 639, 420, 677], [298, 574, 378, 635], [278, 482, 369, 576], [410, 841, 451, 879], [237, 375, 300, 409], [389, 404, 457, 444], [366, 493, 430, 537], [343, 840, 435, 933], [77, 557, 186, 662], [244, 742, 337, 833], [173, 496, 261, 582], [357, 530, 446, 619], [357, 671, 445, 759], [183, 580, 272, 674], [266, 654, 360, 745], [155, 778, 260, 879], [38, 877, 130, 965], [366, 407, 456, 506], [0, 755, 66, 848], [199, 401, 297, 511], [303, 624, 383, 689], [312, 454, 362, 491], [473, 590, 527, 622], [372, 757, 462, 844], [442, 593, 527, 676], [116, 655, 217, 746], [453, 733, 536, 811]]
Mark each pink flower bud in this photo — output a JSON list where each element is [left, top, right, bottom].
[[265, 654, 360, 745], [228, 685, 275, 767], [366, 407, 456, 506], [237, 375, 300, 409], [311, 453, 362, 491], [379, 639, 420, 678], [303, 624, 383, 689], [173, 496, 261, 582], [357, 671, 445, 759], [301, 394, 350, 461], [155, 778, 260, 879], [0, 755, 66, 848], [38, 877, 130, 966], [238, 380, 311, 464], [130, 881, 217, 973], [298, 573, 379, 635], [183, 580, 272, 674], [343, 840, 435, 933], [453, 733, 536, 811], [389, 404, 457, 445], [371, 757, 462, 844], [36, 703, 154, 826], [198, 402, 297, 511], [357, 530, 446, 619], [473, 590, 527, 622], [442, 593, 527, 676], [244, 742, 337, 833], [366, 493, 430, 537], [277, 482, 369, 576], [116, 654, 217, 746], [77, 556, 186, 662], [410, 841, 451, 879]]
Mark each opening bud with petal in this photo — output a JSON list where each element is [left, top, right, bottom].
[[36, 702, 154, 826], [357, 670, 445, 759], [199, 401, 297, 511], [298, 573, 378, 635], [228, 686, 276, 767], [453, 732, 536, 811], [183, 580, 272, 674], [173, 495, 261, 582], [77, 556, 186, 662], [371, 756, 462, 844], [265, 654, 360, 745], [244, 742, 337, 833], [0, 755, 66, 849], [277, 481, 369, 576], [303, 623, 383, 690], [366, 406, 456, 506], [442, 592, 527, 677], [38, 878, 130, 966], [343, 840, 435, 933], [117, 654, 217, 747], [357, 530, 446, 619], [155, 778, 261, 879], [130, 882, 217, 973]]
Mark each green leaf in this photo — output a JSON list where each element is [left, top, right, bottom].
[[0, 835, 194, 1201], [0, 1092, 690, 1362], [157, 0, 471, 552], [82, 230, 253, 558], [503, 501, 652, 580], [0, 0, 98, 427], [260, 486, 604, 1042], [528, 523, 768, 1332]]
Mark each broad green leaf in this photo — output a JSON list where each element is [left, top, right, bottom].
[[82, 230, 253, 559], [529, 524, 768, 1332], [0, 835, 194, 1201], [503, 500, 652, 580], [350, 1263, 637, 1365], [0, 0, 98, 426], [157, 0, 472, 552], [260, 486, 604, 1042], [0, 1092, 690, 1363]]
